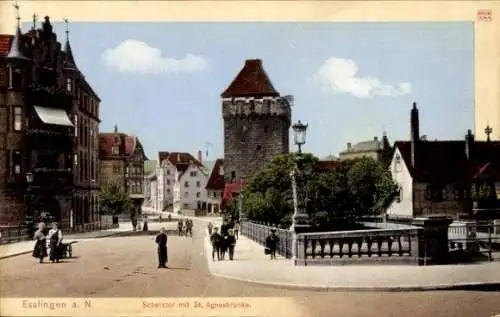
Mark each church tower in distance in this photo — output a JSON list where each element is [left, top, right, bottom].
[[221, 59, 291, 183]]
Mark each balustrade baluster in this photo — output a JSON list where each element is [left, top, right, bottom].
[[319, 239, 326, 258], [397, 236, 403, 256], [376, 238, 383, 257], [329, 239, 335, 258], [387, 236, 393, 256], [356, 238, 363, 257], [366, 237, 373, 257], [408, 234, 412, 255], [311, 239, 317, 258], [347, 238, 353, 258], [338, 239, 344, 258]]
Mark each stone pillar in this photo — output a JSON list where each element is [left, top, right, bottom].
[[412, 216, 453, 265], [294, 234, 306, 265]]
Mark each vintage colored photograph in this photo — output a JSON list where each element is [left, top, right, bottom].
[[0, 1, 499, 316]]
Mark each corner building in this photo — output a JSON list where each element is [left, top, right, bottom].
[[0, 16, 100, 229], [221, 59, 291, 184]]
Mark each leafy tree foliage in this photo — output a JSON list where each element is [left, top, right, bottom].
[[99, 182, 133, 216], [237, 154, 398, 230]]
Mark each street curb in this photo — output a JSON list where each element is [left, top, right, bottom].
[[0, 241, 80, 260], [209, 272, 500, 292], [0, 229, 129, 260]]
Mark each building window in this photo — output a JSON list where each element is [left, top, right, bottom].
[[231, 171, 236, 180], [113, 166, 120, 173], [190, 171, 197, 177], [394, 154, 402, 173], [196, 192, 201, 198], [166, 169, 170, 175], [213, 192, 218, 199], [74, 115, 78, 137], [166, 179, 170, 185], [184, 181, 189, 188], [66, 78, 72, 92], [184, 192, 189, 198], [10, 67, 23, 89], [395, 187, 402, 203], [13, 106, 22, 131], [111, 146, 119, 155], [196, 181, 201, 188], [12, 151, 21, 175], [166, 188, 170, 193]]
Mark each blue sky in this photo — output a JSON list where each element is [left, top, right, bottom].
[[22, 22, 474, 160]]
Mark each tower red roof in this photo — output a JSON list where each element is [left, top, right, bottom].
[[221, 59, 280, 98]]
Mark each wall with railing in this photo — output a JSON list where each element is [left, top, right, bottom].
[[295, 227, 422, 265], [240, 221, 294, 259]]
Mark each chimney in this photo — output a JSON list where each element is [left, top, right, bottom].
[[177, 153, 180, 162], [245, 59, 262, 67], [197, 150, 203, 163], [465, 129, 474, 160], [114, 124, 118, 133], [410, 102, 420, 168], [347, 142, 352, 150], [374, 136, 378, 142]]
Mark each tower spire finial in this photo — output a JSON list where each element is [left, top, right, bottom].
[[64, 18, 69, 41], [485, 123, 493, 142], [7, 0, 29, 61]]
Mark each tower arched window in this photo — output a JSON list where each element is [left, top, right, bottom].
[[66, 78, 73, 92], [9, 67, 23, 90]]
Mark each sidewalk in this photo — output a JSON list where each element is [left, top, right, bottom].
[[0, 223, 133, 260], [202, 223, 500, 291]]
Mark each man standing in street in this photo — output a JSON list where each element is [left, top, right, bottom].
[[265, 228, 279, 260], [155, 227, 168, 268]]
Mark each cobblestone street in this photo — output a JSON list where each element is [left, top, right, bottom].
[[0, 225, 499, 317]]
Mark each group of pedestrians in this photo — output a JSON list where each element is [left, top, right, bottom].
[[208, 220, 239, 261], [177, 218, 193, 237], [32, 221, 64, 264]]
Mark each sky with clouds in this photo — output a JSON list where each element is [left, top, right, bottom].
[[22, 22, 474, 160]]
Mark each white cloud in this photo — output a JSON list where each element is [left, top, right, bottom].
[[313, 57, 412, 99], [101, 39, 208, 74]]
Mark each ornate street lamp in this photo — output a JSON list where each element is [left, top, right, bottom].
[[25, 172, 34, 238], [292, 120, 308, 154], [290, 121, 310, 261]]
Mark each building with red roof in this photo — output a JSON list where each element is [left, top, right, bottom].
[[99, 125, 148, 213]]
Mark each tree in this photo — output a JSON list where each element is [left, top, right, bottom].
[[240, 154, 398, 230], [99, 182, 133, 217]]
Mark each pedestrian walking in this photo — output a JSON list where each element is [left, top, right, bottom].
[[207, 222, 213, 235], [186, 219, 193, 237], [155, 227, 168, 268], [177, 219, 183, 236], [32, 222, 47, 264], [227, 229, 237, 260], [48, 222, 63, 263], [265, 228, 279, 260], [210, 227, 222, 261], [233, 221, 240, 240]]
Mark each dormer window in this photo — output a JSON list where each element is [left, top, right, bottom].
[[111, 146, 119, 155], [190, 171, 197, 177], [219, 166, 224, 176], [66, 78, 72, 92]]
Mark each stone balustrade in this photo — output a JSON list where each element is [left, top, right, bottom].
[[240, 221, 293, 258], [448, 221, 479, 252], [294, 228, 422, 266]]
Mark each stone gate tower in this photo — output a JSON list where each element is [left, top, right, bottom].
[[221, 59, 291, 183]]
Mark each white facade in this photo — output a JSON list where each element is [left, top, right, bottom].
[[206, 189, 223, 213], [386, 147, 414, 218], [158, 160, 176, 211], [173, 163, 209, 213], [150, 177, 159, 211]]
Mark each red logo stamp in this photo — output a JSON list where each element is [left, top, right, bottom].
[[477, 9, 492, 22]]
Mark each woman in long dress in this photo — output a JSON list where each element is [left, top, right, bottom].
[[32, 222, 47, 263], [48, 222, 63, 263]]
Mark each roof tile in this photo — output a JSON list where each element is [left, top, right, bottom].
[[221, 59, 279, 98]]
